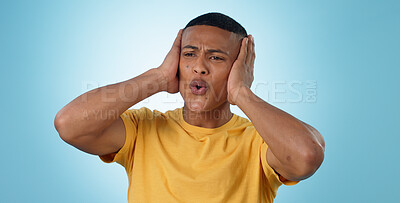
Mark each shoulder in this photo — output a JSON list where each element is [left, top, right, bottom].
[[233, 114, 255, 129], [232, 114, 265, 141], [228, 114, 258, 135], [123, 107, 181, 121], [235, 115, 251, 125]]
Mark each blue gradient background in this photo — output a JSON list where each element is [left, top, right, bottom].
[[1, 0, 399, 202]]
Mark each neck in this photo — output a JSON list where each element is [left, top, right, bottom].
[[182, 101, 233, 128]]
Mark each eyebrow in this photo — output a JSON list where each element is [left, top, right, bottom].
[[182, 45, 229, 56]]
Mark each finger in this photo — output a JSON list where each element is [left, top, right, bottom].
[[237, 37, 248, 62], [246, 35, 255, 65], [246, 35, 252, 64], [163, 29, 183, 66], [172, 29, 183, 50], [249, 35, 256, 66]]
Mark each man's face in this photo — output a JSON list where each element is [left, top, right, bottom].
[[179, 25, 242, 112]]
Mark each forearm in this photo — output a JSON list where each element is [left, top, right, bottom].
[[55, 68, 166, 137], [236, 87, 324, 173]]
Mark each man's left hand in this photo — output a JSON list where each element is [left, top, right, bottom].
[[227, 35, 255, 105]]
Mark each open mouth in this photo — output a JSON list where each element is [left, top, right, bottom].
[[189, 79, 208, 95]]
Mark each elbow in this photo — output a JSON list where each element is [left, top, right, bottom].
[[293, 144, 325, 180], [295, 124, 325, 179], [54, 110, 74, 142]]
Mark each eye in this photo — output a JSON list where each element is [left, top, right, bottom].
[[210, 56, 224, 61], [184, 52, 195, 57]]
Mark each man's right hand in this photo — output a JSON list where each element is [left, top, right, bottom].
[[157, 29, 183, 93], [55, 29, 184, 157]]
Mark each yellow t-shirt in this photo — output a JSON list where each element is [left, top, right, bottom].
[[99, 107, 298, 203]]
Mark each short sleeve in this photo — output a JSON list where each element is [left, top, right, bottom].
[[260, 142, 299, 187], [99, 108, 144, 173]]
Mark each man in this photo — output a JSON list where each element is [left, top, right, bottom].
[[55, 12, 325, 202]]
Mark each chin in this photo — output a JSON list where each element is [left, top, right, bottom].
[[181, 88, 229, 113], [184, 98, 229, 114], [184, 99, 208, 112]]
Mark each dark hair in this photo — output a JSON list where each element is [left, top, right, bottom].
[[184, 12, 247, 38]]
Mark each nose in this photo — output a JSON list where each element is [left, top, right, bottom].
[[192, 58, 209, 75]]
